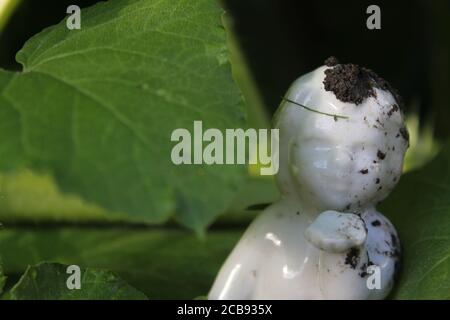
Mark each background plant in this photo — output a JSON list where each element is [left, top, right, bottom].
[[0, 0, 448, 299]]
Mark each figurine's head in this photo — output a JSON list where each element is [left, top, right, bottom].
[[275, 60, 409, 212]]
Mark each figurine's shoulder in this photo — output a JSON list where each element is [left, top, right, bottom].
[[257, 200, 311, 225], [243, 200, 311, 247]]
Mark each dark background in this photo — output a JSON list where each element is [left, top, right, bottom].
[[1, 0, 449, 136]]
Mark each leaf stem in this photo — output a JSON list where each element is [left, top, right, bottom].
[[282, 97, 349, 120]]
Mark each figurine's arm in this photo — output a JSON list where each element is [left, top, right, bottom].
[[305, 210, 367, 253], [208, 210, 272, 300], [208, 243, 261, 300]]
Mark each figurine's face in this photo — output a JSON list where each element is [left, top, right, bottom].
[[289, 112, 408, 212]]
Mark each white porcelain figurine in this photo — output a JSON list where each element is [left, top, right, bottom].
[[209, 57, 409, 300]]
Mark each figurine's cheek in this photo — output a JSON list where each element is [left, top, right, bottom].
[[330, 148, 354, 171], [372, 154, 405, 201], [294, 147, 354, 189], [296, 144, 353, 172], [291, 166, 354, 208]]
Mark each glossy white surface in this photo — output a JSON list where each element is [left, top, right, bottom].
[[305, 210, 367, 253], [208, 65, 407, 300]]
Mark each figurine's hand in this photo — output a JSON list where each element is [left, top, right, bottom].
[[305, 211, 367, 253]]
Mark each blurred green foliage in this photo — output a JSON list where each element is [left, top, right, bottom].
[[382, 140, 450, 299], [8, 262, 147, 300], [0, 0, 448, 300]]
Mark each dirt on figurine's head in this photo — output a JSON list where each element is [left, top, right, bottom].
[[322, 57, 404, 108]]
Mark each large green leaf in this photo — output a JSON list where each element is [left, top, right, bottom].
[[0, 226, 242, 299], [382, 142, 450, 299], [0, 169, 115, 223], [8, 262, 147, 300], [0, 0, 246, 231]]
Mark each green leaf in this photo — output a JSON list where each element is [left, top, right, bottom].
[[0, 169, 116, 223], [215, 175, 278, 226], [224, 15, 270, 129], [0, 175, 274, 299], [381, 142, 450, 299], [7, 262, 147, 300], [0, 0, 246, 231], [0, 226, 241, 299]]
